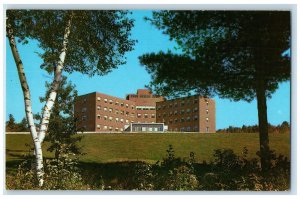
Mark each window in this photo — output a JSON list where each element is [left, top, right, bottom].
[[194, 126, 199, 131], [115, 118, 119, 122], [180, 127, 185, 132], [115, 128, 119, 131], [120, 111, 124, 115], [115, 109, 119, 114], [82, 107, 87, 112], [97, 106, 101, 110], [181, 101, 185, 106], [126, 119, 129, 123], [126, 104, 129, 108], [109, 116, 113, 121], [187, 126, 191, 132], [97, 97, 101, 101], [174, 103, 178, 107], [186, 117, 191, 122], [137, 114, 142, 118], [151, 114, 155, 118], [169, 119, 173, 124], [174, 110, 178, 115], [181, 118, 185, 123], [104, 116, 108, 120], [194, 107, 198, 112], [206, 117, 209, 122], [120, 118, 124, 123], [97, 115, 101, 119], [131, 105, 135, 110], [97, 124, 101, 129], [205, 100, 209, 106], [206, 109, 209, 114], [174, 118, 178, 123], [104, 98, 108, 103], [169, 104, 173, 108], [144, 114, 148, 118], [109, 99, 113, 104], [181, 110, 185, 114], [194, 116, 198, 121], [194, 99, 198, 104], [109, 126, 113, 130], [120, 103, 124, 107], [157, 114, 161, 118], [104, 125, 108, 130], [109, 108, 113, 113], [169, 111, 173, 116], [115, 101, 119, 105], [186, 109, 191, 113], [120, 128, 123, 131], [82, 115, 87, 121], [126, 111, 129, 116], [83, 98, 87, 103], [104, 107, 107, 111], [206, 127, 209, 132]]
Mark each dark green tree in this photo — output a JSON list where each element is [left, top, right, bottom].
[[6, 114, 16, 132], [6, 10, 135, 186], [139, 11, 290, 171], [17, 117, 30, 132]]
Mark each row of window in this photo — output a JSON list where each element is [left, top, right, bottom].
[[94, 106, 135, 116], [158, 108, 209, 117], [137, 113, 155, 119], [157, 99, 209, 110], [95, 115, 133, 123], [163, 116, 209, 124], [96, 124, 124, 131], [100, 97, 135, 109]]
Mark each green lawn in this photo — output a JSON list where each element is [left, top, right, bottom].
[[6, 133, 290, 164]]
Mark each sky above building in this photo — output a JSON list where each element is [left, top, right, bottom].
[[5, 10, 290, 130]]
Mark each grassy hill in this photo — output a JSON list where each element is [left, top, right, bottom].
[[6, 132, 290, 164]]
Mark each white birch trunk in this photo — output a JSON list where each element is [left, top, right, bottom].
[[6, 19, 44, 187], [38, 14, 73, 143]]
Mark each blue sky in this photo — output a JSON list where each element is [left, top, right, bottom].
[[5, 10, 290, 130]]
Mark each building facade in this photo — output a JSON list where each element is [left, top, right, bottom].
[[75, 89, 165, 132], [156, 96, 216, 133], [74, 89, 216, 133]]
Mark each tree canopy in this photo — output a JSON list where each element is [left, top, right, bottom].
[[139, 11, 291, 171], [139, 11, 290, 101], [7, 10, 136, 76]]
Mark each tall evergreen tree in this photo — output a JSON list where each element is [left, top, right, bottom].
[[139, 11, 290, 171], [6, 114, 16, 132]]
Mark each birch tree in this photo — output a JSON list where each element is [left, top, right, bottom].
[[6, 10, 135, 186]]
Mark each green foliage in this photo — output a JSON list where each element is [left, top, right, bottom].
[[6, 155, 89, 190], [217, 121, 290, 134], [6, 145, 290, 190], [139, 10, 291, 171], [134, 145, 199, 190], [140, 11, 290, 100], [7, 10, 136, 76], [6, 114, 30, 132]]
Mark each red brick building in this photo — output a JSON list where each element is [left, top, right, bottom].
[[156, 96, 216, 133], [75, 89, 164, 132], [74, 89, 216, 133]]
